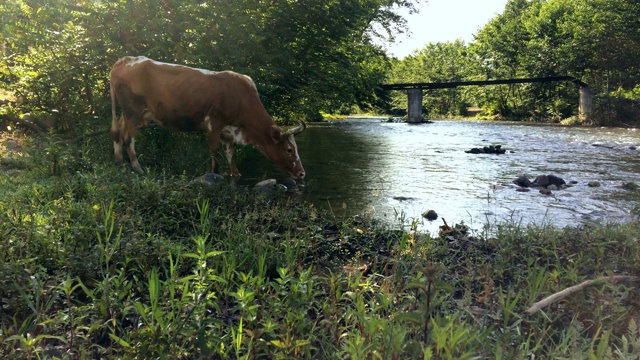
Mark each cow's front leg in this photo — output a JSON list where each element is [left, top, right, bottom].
[[222, 139, 241, 177]]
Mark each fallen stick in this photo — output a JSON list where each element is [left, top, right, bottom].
[[525, 275, 639, 315], [58, 128, 108, 145]]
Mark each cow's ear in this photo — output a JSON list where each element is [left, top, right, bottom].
[[270, 125, 282, 143]]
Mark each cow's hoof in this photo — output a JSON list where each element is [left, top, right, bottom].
[[131, 162, 145, 174]]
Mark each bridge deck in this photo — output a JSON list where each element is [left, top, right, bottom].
[[379, 76, 586, 91]]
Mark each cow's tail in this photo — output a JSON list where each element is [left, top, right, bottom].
[[109, 80, 119, 139], [110, 81, 117, 123]]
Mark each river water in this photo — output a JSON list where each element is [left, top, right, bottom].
[[240, 119, 640, 235]]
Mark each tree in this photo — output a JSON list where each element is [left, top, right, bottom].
[[1, 0, 427, 131], [560, 0, 640, 124], [469, 0, 640, 123], [387, 40, 475, 117]]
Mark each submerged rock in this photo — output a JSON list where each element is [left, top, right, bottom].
[[516, 174, 566, 189], [281, 178, 297, 189], [393, 196, 416, 201], [532, 175, 550, 188], [539, 188, 553, 195], [514, 175, 532, 188], [422, 209, 438, 221], [547, 174, 566, 187], [465, 144, 507, 154], [592, 143, 615, 149]]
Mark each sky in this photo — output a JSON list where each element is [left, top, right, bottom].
[[379, 0, 510, 58]]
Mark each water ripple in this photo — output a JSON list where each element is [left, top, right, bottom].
[[240, 119, 640, 235]]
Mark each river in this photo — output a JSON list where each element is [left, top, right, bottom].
[[240, 119, 640, 235]]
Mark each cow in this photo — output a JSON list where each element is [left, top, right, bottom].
[[109, 56, 306, 179]]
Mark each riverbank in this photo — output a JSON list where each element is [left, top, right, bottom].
[[334, 112, 640, 128], [1, 136, 639, 358]]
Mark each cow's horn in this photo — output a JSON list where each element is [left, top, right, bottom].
[[288, 121, 306, 135]]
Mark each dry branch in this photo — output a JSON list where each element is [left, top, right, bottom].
[[525, 275, 639, 315], [58, 129, 108, 145], [3, 114, 45, 134]]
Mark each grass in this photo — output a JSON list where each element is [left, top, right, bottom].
[[0, 130, 639, 359]]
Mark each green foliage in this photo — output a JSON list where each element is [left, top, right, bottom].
[[387, 40, 474, 117], [1, 139, 639, 358], [387, 0, 640, 124], [0, 0, 424, 129]]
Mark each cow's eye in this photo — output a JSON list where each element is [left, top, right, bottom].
[[287, 148, 293, 154]]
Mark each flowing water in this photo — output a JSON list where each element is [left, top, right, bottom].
[[240, 119, 640, 235]]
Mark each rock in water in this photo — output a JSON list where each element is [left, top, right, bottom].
[[547, 174, 566, 187], [514, 175, 532, 188], [533, 175, 549, 187], [281, 178, 297, 189], [422, 209, 438, 220]]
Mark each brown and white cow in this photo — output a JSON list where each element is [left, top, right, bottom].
[[109, 56, 305, 179]]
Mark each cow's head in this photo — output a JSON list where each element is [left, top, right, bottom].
[[268, 122, 306, 180]]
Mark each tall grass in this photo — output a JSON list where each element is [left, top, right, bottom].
[[0, 132, 639, 358]]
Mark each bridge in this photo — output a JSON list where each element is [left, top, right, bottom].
[[379, 76, 592, 123]]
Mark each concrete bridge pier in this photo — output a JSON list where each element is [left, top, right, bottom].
[[407, 88, 423, 123], [579, 86, 592, 122]]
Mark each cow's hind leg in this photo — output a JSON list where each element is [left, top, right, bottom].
[[110, 115, 125, 165], [125, 137, 143, 173], [205, 116, 225, 176], [122, 107, 160, 173], [113, 113, 144, 173], [111, 83, 146, 173], [125, 110, 157, 173]]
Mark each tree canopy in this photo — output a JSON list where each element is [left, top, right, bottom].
[[2, 0, 638, 128], [1, 0, 425, 128], [388, 0, 640, 125]]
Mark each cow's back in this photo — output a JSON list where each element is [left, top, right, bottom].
[[110, 56, 265, 131]]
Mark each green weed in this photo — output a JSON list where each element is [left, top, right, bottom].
[[1, 137, 639, 358]]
